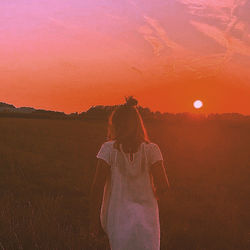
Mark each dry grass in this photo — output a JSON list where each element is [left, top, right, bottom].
[[0, 117, 249, 249]]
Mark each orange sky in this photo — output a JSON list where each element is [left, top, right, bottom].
[[1, 0, 250, 115]]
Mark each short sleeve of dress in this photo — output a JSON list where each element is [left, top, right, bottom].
[[96, 142, 111, 166], [149, 143, 163, 166]]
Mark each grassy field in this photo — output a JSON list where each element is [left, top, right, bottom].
[[0, 117, 249, 249]]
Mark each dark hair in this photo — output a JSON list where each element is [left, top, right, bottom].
[[106, 96, 150, 153]]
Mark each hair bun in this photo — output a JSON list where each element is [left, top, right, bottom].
[[124, 96, 138, 107]]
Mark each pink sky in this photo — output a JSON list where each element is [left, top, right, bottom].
[[1, 0, 250, 114]]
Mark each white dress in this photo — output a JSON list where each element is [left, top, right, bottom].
[[96, 140, 164, 250]]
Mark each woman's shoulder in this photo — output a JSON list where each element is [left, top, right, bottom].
[[102, 140, 115, 144], [144, 141, 159, 148], [143, 141, 162, 154], [102, 140, 115, 148]]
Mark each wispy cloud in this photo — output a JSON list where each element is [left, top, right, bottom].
[[137, 25, 164, 56], [131, 0, 250, 80], [128, 1, 187, 55], [180, 53, 234, 79], [178, 0, 248, 34], [191, 20, 250, 57], [191, 21, 229, 47], [234, 21, 245, 32], [130, 66, 143, 75], [138, 15, 230, 79], [143, 15, 186, 53], [143, 35, 164, 56], [178, 0, 243, 19]]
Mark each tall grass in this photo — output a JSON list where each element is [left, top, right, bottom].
[[0, 117, 249, 249]]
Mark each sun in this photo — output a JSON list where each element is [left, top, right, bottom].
[[193, 100, 203, 109]]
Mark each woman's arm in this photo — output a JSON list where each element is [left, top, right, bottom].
[[88, 159, 110, 236], [149, 160, 170, 201]]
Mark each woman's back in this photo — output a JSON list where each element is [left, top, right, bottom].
[[96, 140, 164, 250]]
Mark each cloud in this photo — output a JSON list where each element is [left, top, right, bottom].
[[138, 25, 164, 56], [191, 20, 250, 57], [143, 15, 186, 53], [143, 35, 164, 56], [131, 0, 250, 79], [137, 15, 188, 57], [191, 21, 229, 47], [180, 53, 234, 79], [178, 0, 248, 33], [137, 14, 231, 78], [130, 66, 143, 75], [178, 0, 243, 17], [234, 21, 245, 32]]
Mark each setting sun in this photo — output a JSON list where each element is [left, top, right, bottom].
[[193, 100, 203, 109]]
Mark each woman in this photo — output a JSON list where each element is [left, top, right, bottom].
[[88, 96, 170, 250]]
